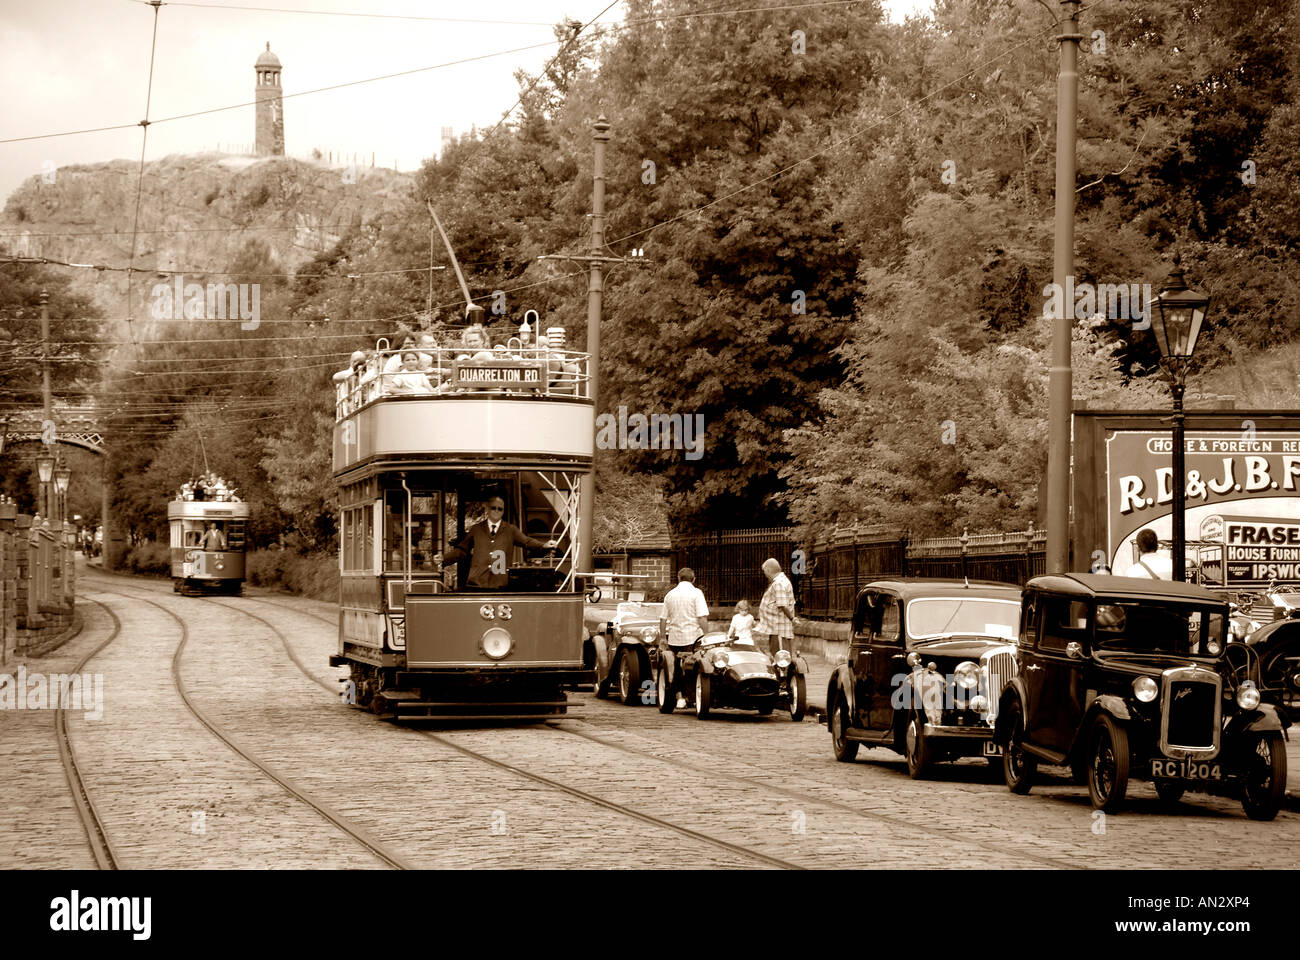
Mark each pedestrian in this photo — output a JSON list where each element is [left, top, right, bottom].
[[439, 495, 557, 590], [660, 567, 710, 709], [1124, 528, 1172, 579], [757, 557, 798, 657]]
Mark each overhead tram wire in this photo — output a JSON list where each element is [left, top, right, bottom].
[[122, 0, 167, 360], [7, 1, 874, 146]]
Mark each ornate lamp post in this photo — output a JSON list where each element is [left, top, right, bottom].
[[36, 453, 54, 521], [54, 463, 72, 525], [1151, 255, 1210, 582]]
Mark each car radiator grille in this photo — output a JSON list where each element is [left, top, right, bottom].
[[983, 652, 1016, 721], [1166, 680, 1217, 749]]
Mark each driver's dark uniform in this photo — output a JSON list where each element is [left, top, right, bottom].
[[443, 520, 547, 589]]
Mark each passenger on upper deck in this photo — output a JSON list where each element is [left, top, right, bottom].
[[387, 351, 435, 395], [383, 333, 429, 375], [334, 350, 367, 383]]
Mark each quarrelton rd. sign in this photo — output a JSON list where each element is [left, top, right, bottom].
[[1073, 412, 1300, 586]]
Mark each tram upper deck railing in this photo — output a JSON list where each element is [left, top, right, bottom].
[[334, 342, 591, 422]]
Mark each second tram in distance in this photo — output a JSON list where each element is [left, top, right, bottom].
[[168, 476, 249, 595]]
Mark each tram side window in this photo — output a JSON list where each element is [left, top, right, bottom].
[[227, 521, 246, 550], [341, 506, 373, 572], [384, 491, 442, 572]]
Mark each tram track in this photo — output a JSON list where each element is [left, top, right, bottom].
[[200, 595, 802, 870], [84, 585, 414, 870], [223, 592, 1083, 867], [57, 597, 125, 870]]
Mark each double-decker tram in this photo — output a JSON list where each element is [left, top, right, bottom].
[[168, 475, 249, 595], [328, 328, 594, 719]]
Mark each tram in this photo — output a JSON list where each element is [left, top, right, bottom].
[[328, 327, 594, 719], [168, 477, 249, 595]]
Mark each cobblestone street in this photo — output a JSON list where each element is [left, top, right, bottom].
[[1, 563, 1296, 870]]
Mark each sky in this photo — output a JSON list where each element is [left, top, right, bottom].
[[0, 0, 933, 204]]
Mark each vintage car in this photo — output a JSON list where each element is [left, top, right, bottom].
[[826, 579, 1022, 779], [586, 601, 664, 705], [994, 574, 1291, 819], [656, 631, 807, 721], [1228, 617, 1300, 714]]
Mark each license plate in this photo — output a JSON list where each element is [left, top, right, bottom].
[[1150, 758, 1222, 780], [982, 742, 1003, 757]]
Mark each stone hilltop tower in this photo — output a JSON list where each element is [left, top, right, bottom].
[[254, 42, 284, 156]]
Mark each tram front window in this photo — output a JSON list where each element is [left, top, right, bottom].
[[384, 490, 443, 574]]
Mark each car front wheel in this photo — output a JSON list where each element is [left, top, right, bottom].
[[1087, 714, 1130, 813], [618, 649, 641, 706], [656, 662, 674, 714], [1003, 699, 1036, 795], [905, 715, 934, 780], [830, 698, 859, 763], [789, 673, 807, 722], [1241, 732, 1286, 821], [695, 672, 711, 719]]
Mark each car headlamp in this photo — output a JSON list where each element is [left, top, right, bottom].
[[641, 626, 658, 641], [1236, 680, 1261, 710], [774, 650, 792, 668], [1206, 636, 1223, 655], [954, 661, 980, 690], [481, 627, 513, 660], [969, 694, 989, 713], [711, 650, 730, 669], [1133, 676, 1158, 703]]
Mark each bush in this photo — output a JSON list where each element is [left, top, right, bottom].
[[121, 540, 170, 576], [245, 548, 338, 601]]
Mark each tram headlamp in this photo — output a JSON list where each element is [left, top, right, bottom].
[[954, 661, 980, 690], [1236, 680, 1261, 711], [481, 627, 513, 660], [1133, 676, 1159, 703]]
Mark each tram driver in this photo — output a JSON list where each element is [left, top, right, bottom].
[[200, 522, 227, 551], [439, 495, 557, 590]]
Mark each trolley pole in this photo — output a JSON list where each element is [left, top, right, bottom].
[[1046, 0, 1082, 574]]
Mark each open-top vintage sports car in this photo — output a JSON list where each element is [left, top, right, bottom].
[[826, 579, 1022, 779], [586, 600, 665, 704], [656, 632, 807, 721], [995, 575, 1291, 819], [1228, 617, 1300, 714]]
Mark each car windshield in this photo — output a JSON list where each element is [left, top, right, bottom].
[[907, 598, 1019, 641], [615, 602, 662, 621], [1092, 601, 1225, 658]]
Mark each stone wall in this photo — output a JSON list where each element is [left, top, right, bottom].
[[0, 505, 77, 667]]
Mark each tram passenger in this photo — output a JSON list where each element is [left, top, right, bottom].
[[200, 522, 227, 551], [383, 334, 420, 375], [439, 495, 558, 589], [388, 352, 435, 395]]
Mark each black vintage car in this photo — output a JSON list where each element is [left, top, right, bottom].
[[995, 574, 1291, 820], [826, 579, 1022, 779], [1229, 617, 1300, 714], [656, 632, 807, 721]]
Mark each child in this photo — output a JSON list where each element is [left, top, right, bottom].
[[727, 599, 756, 645]]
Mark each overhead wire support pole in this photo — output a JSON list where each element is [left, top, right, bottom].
[[1046, 0, 1082, 575]]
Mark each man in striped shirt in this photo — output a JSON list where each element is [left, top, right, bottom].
[[758, 557, 799, 657]]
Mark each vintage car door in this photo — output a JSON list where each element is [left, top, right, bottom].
[[1025, 595, 1090, 755], [866, 594, 905, 730], [850, 590, 884, 729]]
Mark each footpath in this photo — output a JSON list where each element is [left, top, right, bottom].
[[792, 646, 1300, 814]]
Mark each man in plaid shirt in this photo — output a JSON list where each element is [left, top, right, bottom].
[[758, 557, 798, 657]]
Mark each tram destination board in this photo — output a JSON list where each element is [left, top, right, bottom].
[[452, 361, 544, 389]]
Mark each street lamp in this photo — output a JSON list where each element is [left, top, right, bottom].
[[36, 453, 54, 520], [54, 464, 71, 524], [1151, 254, 1210, 583]]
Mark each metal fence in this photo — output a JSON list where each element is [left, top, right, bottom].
[[673, 525, 1046, 620]]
